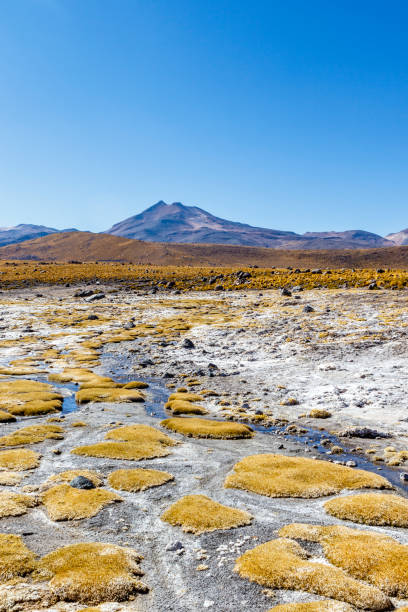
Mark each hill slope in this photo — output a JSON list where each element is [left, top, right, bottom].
[[106, 201, 393, 249], [386, 229, 408, 246], [1, 231, 408, 269]]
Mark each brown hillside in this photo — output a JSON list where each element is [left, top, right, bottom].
[[1, 231, 408, 269]]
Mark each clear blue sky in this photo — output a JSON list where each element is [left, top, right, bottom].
[[1, 0, 407, 235]]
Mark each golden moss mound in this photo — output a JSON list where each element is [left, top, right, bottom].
[[0, 471, 23, 486], [324, 492, 408, 527], [0, 449, 40, 470], [72, 425, 177, 462], [165, 399, 208, 415], [268, 602, 355, 612], [0, 491, 37, 517], [75, 387, 145, 404], [167, 392, 203, 402], [235, 537, 390, 610], [0, 379, 63, 416], [161, 494, 252, 534], [42, 484, 122, 521], [108, 468, 174, 492], [224, 454, 392, 498], [308, 409, 332, 419], [0, 410, 16, 422], [0, 424, 64, 447], [0, 533, 37, 581], [279, 523, 408, 598], [161, 417, 253, 439], [33, 542, 148, 604]]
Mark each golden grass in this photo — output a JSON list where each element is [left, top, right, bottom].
[[6, 398, 63, 416], [42, 484, 122, 520], [268, 602, 356, 611], [167, 392, 203, 402], [161, 417, 253, 439], [0, 378, 63, 416], [224, 454, 392, 498], [166, 399, 208, 415], [0, 491, 37, 517], [0, 424, 64, 447], [324, 492, 408, 527], [45, 469, 103, 488], [279, 523, 408, 598], [75, 387, 145, 404], [72, 425, 176, 462], [0, 449, 40, 470], [0, 533, 37, 581], [308, 409, 332, 419], [0, 471, 23, 486], [108, 468, 174, 492], [235, 537, 390, 610], [32, 542, 148, 604], [123, 381, 149, 389], [161, 494, 252, 534], [0, 410, 16, 422]]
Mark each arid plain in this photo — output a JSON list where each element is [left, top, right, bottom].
[[1, 262, 408, 611]]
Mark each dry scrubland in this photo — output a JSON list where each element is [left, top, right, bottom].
[[0, 267, 408, 610]]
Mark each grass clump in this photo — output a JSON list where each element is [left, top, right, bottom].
[[0, 471, 23, 485], [0, 380, 63, 416], [166, 399, 208, 415], [73, 425, 177, 461], [42, 484, 122, 520], [224, 454, 392, 498], [0, 424, 64, 447], [279, 523, 408, 598], [0, 410, 16, 422], [235, 537, 390, 610], [309, 409, 332, 419], [161, 494, 252, 534], [0, 491, 37, 517], [0, 449, 40, 470], [324, 492, 408, 527], [161, 417, 253, 439], [268, 602, 356, 611], [75, 387, 145, 404], [108, 468, 174, 492], [33, 542, 148, 604], [167, 392, 203, 402], [0, 533, 37, 581]]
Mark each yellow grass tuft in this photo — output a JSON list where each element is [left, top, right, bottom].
[[71, 421, 87, 427], [75, 387, 145, 404], [42, 484, 122, 520], [33, 542, 148, 604], [123, 381, 149, 389], [161, 494, 252, 534], [108, 468, 174, 492], [72, 425, 176, 462], [308, 409, 332, 419], [0, 491, 37, 517], [279, 523, 408, 598], [235, 537, 391, 610], [224, 454, 392, 498], [0, 424, 64, 447], [0, 533, 37, 581], [0, 448, 40, 470], [0, 410, 16, 422], [324, 492, 408, 527], [167, 392, 203, 402], [0, 380, 63, 416], [165, 399, 208, 415], [268, 602, 356, 611], [0, 471, 24, 485], [161, 417, 253, 439]]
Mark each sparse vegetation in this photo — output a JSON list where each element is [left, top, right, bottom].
[[108, 468, 174, 492], [0, 533, 37, 581], [0, 424, 64, 447], [0, 491, 37, 517], [0, 448, 40, 470], [324, 492, 408, 526], [42, 484, 122, 520]]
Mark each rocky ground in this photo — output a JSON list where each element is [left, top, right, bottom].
[[0, 284, 408, 611]]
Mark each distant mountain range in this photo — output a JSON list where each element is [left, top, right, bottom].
[[1, 202, 406, 250], [0, 224, 78, 247]]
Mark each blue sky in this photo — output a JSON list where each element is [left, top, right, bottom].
[[0, 0, 407, 235]]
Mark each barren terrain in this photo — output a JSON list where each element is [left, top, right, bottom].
[[1, 272, 408, 611]]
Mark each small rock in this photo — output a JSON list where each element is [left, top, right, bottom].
[[303, 305, 314, 313], [70, 476, 95, 490], [84, 293, 105, 302], [281, 288, 292, 297], [166, 541, 184, 552], [400, 473, 408, 482], [346, 460, 357, 467], [182, 338, 195, 349]]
